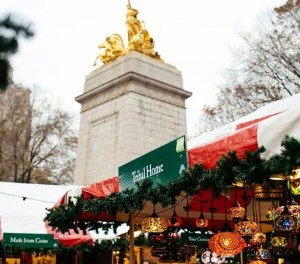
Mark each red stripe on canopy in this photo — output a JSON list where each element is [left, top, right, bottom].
[[188, 124, 258, 168]]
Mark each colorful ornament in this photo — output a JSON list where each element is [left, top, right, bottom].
[[208, 232, 246, 256], [195, 213, 209, 228], [234, 216, 259, 237], [228, 202, 245, 222], [274, 205, 298, 232], [271, 236, 288, 247], [249, 232, 267, 246], [201, 250, 225, 264]]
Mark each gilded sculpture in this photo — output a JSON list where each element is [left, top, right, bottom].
[[94, 0, 161, 65], [94, 34, 126, 65]]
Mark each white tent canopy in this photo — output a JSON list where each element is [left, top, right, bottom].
[[0, 182, 128, 242], [0, 182, 74, 234]]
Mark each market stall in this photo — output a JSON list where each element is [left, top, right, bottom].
[[46, 94, 300, 264]]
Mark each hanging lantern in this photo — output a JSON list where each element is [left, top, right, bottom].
[[234, 216, 259, 237], [271, 236, 288, 248], [228, 185, 245, 222], [274, 204, 300, 220], [167, 215, 182, 227], [249, 232, 267, 246], [195, 188, 209, 228], [141, 216, 168, 233], [167, 208, 182, 227], [274, 205, 298, 232], [271, 231, 298, 256], [258, 248, 271, 260], [228, 201, 245, 223], [195, 213, 209, 228], [274, 214, 298, 232], [208, 232, 246, 257], [141, 206, 168, 233]]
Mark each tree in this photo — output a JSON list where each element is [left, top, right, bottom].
[[0, 87, 78, 184], [0, 86, 31, 182], [195, 0, 300, 135], [0, 14, 34, 91]]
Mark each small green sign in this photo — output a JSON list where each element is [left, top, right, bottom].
[[118, 135, 187, 191], [3, 233, 58, 249], [180, 233, 212, 247]]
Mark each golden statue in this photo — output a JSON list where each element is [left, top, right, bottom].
[[126, 0, 160, 59], [94, 34, 126, 65], [94, 1, 161, 66]]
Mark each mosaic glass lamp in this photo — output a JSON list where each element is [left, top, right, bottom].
[[208, 232, 246, 257], [249, 232, 267, 246], [228, 185, 245, 222], [141, 206, 168, 233], [234, 215, 259, 237], [274, 205, 298, 232]]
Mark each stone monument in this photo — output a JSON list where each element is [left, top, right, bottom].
[[74, 2, 192, 185]]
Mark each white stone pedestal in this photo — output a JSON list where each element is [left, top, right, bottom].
[[74, 51, 192, 185]]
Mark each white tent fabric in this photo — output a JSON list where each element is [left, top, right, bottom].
[[0, 182, 128, 241], [0, 182, 74, 234]]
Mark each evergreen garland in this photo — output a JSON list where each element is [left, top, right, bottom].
[[45, 135, 300, 234]]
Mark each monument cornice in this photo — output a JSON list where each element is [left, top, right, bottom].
[[75, 71, 192, 108]]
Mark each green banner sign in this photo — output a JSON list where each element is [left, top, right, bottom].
[[118, 135, 187, 191], [3, 233, 58, 249], [180, 233, 212, 247]]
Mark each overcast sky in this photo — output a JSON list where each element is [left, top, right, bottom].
[[1, 0, 285, 136]]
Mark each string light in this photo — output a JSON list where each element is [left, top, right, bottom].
[[0, 191, 55, 204]]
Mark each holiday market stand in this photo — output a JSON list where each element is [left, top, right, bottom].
[[46, 94, 300, 264]]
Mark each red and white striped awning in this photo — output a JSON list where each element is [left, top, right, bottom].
[[188, 93, 300, 168]]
